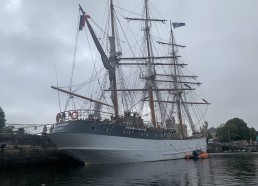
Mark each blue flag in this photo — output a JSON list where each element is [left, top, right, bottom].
[[172, 22, 185, 29]]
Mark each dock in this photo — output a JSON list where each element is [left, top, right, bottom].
[[0, 133, 81, 167], [208, 143, 258, 153]]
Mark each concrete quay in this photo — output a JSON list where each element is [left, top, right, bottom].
[[207, 142, 258, 153], [0, 133, 80, 167]]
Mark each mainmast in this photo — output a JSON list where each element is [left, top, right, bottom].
[[144, 0, 156, 126], [124, 0, 169, 127], [110, 0, 119, 117]]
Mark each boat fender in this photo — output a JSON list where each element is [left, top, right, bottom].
[[70, 111, 78, 120], [56, 113, 61, 123]]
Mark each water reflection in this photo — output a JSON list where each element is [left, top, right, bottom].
[[1, 153, 258, 186], [75, 160, 194, 186], [223, 153, 256, 184], [206, 153, 258, 185]]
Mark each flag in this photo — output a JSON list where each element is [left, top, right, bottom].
[[172, 22, 185, 29], [79, 14, 91, 31]]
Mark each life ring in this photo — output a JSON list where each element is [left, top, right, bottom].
[[56, 113, 61, 123], [70, 111, 78, 120]]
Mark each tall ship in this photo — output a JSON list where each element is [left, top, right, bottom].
[[48, 0, 210, 164]]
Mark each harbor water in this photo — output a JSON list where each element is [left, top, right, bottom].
[[1, 152, 258, 185]]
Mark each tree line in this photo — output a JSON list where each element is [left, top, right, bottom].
[[0, 106, 6, 131], [208, 118, 256, 142]]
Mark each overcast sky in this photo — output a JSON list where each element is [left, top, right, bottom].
[[1, 0, 258, 130]]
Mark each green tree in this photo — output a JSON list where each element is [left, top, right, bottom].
[[0, 107, 6, 131], [248, 127, 256, 142], [216, 118, 250, 142], [216, 124, 229, 142], [18, 128, 25, 134], [2, 125, 14, 133]]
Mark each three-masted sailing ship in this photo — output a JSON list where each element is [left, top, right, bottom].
[[48, 0, 210, 164]]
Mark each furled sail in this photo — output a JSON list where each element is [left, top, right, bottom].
[[84, 18, 113, 71], [79, 5, 113, 71]]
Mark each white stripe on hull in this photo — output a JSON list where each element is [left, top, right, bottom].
[[48, 133, 206, 164]]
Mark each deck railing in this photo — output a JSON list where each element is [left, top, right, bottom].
[[55, 109, 167, 130], [55, 109, 113, 123]]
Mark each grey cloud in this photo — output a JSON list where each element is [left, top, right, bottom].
[[0, 0, 257, 130]]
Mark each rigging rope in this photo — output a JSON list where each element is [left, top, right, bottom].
[[65, 10, 81, 110], [51, 49, 62, 114]]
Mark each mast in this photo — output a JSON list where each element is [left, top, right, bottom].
[[144, 0, 156, 127], [170, 22, 184, 138], [155, 22, 210, 136], [78, 4, 119, 117], [110, 0, 119, 117]]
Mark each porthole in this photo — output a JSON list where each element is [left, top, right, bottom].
[[92, 126, 95, 130], [105, 128, 108, 132]]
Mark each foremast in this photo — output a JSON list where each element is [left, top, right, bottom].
[[77, 1, 159, 123], [78, 2, 120, 117]]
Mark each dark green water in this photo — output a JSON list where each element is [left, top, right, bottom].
[[1, 153, 258, 186]]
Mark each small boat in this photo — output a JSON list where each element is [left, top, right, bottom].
[[185, 149, 208, 159]]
